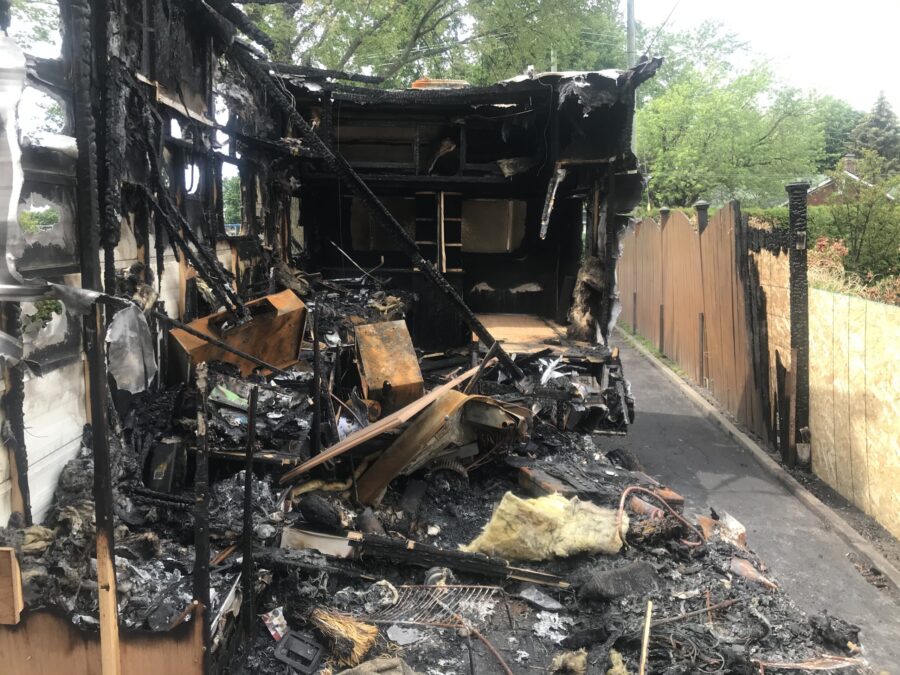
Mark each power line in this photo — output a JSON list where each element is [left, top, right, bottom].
[[643, 0, 682, 57]]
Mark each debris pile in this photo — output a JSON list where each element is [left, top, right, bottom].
[[2, 273, 869, 674]]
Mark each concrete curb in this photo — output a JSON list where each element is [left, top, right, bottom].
[[615, 327, 900, 596]]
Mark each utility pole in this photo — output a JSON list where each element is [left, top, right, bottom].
[[627, 0, 636, 67]]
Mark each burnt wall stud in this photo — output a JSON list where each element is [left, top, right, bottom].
[[64, 0, 122, 671], [194, 363, 211, 675], [785, 182, 810, 467], [2, 303, 30, 525]]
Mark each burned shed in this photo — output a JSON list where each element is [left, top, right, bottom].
[[283, 66, 658, 347], [0, 2, 870, 675]]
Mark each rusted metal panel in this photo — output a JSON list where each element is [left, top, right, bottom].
[[169, 289, 306, 379], [354, 320, 424, 414]]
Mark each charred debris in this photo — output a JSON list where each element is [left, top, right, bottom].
[[0, 1, 870, 673]]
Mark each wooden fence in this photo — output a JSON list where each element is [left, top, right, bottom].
[[619, 201, 900, 540], [808, 290, 900, 539], [619, 203, 774, 442]]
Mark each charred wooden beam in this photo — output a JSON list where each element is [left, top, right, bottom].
[[272, 63, 385, 84], [193, 364, 212, 675], [205, 0, 275, 51], [225, 42, 524, 380], [1, 304, 30, 525], [347, 533, 568, 588], [63, 0, 122, 671]]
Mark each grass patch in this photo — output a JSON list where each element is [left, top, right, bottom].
[[616, 322, 687, 378]]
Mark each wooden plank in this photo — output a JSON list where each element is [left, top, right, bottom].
[[96, 530, 122, 675], [862, 300, 900, 539], [830, 293, 853, 501], [808, 290, 837, 489], [280, 364, 483, 484], [846, 297, 869, 513], [0, 609, 203, 674], [0, 548, 24, 625]]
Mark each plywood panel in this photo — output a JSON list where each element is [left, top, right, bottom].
[[808, 290, 836, 489], [862, 301, 900, 539], [0, 609, 203, 675], [846, 297, 869, 513], [830, 293, 853, 501]]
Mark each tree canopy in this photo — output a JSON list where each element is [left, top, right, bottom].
[[635, 65, 822, 207], [811, 95, 864, 172], [245, 0, 624, 85], [850, 93, 900, 173], [822, 151, 900, 279]]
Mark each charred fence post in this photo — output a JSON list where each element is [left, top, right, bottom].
[[65, 0, 122, 671], [785, 182, 810, 467], [194, 364, 212, 674]]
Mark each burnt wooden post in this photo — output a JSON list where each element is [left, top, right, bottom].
[[785, 182, 810, 467], [2, 304, 30, 525], [194, 364, 211, 674], [65, 0, 122, 670], [311, 297, 322, 456], [241, 386, 260, 643]]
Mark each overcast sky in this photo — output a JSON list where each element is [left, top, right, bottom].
[[632, 0, 900, 114]]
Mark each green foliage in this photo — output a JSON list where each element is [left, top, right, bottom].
[[822, 151, 900, 278], [636, 65, 823, 207], [811, 95, 864, 172], [635, 20, 746, 102], [10, 0, 59, 48], [742, 205, 833, 238], [22, 298, 63, 333], [19, 207, 60, 234], [850, 94, 900, 173], [246, 0, 624, 85], [222, 176, 241, 226]]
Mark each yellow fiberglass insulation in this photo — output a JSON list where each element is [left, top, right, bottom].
[[462, 492, 627, 561]]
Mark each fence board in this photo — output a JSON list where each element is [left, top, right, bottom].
[[830, 293, 853, 501], [862, 301, 900, 538], [808, 290, 836, 489], [846, 297, 870, 513], [634, 218, 662, 347], [661, 212, 704, 382]]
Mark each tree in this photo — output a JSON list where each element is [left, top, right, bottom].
[[635, 66, 823, 207], [245, 0, 624, 86], [850, 93, 900, 173], [222, 176, 241, 226], [634, 20, 746, 102], [812, 95, 863, 172], [9, 0, 58, 47], [823, 151, 900, 279]]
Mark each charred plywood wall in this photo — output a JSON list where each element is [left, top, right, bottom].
[[809, 290, 900, 540]]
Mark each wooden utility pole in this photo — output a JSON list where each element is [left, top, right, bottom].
[[627, 0, 636, 67]]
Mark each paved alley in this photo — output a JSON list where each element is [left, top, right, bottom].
[[614, 338, 900, 671]]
